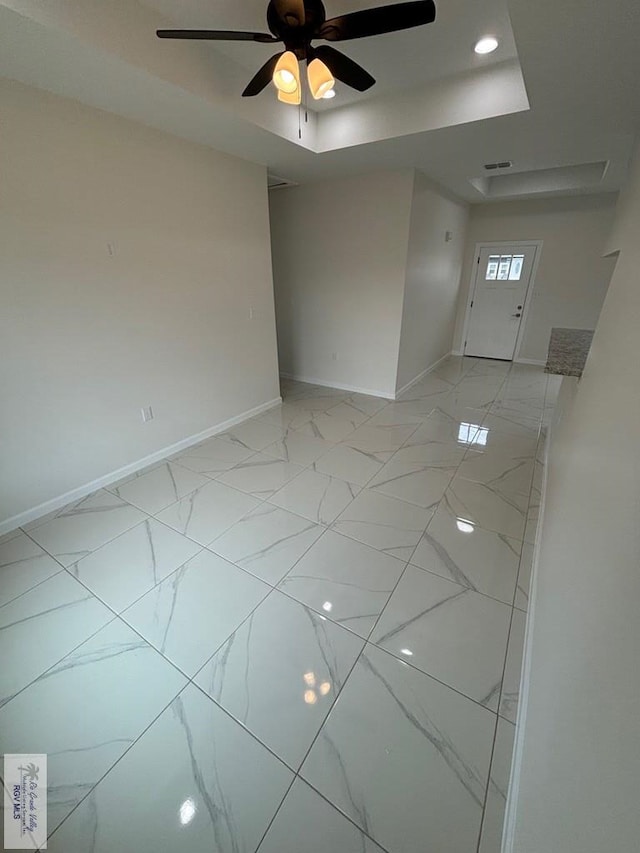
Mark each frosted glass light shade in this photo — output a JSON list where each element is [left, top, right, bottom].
[[273, 51, 300, 94], [307, 58, 335, 100], [278, 88, 301, 105]]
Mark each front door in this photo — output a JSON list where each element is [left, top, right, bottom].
[[464, 245, 538, 360]]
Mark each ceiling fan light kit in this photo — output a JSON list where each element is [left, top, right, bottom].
[[156, 0, 437, 104], [307, 58, 335, 99]]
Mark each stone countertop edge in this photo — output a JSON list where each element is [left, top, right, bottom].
[[545, 327, 595, 378]]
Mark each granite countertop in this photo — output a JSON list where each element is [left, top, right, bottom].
[[545, 328, 594, 378]]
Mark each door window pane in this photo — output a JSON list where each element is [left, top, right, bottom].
[[485, 253, 525, 282], [497, 256, 512, 280], [509, 255, 524, 280], [486, 256, 499, 280]]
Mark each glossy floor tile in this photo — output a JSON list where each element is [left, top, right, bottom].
[[69, 518, 201, 612], [121, 549, 270, 677], [0, 531, 62, 608], [408, 410, 486, 446], [367, 459, 454, 509], [411, 503, 521, 606], [218, 419, 286, 451], [258, 778, 386, 853], [269, 469, 360, 525], [279, 530, 406, 638], [195, 590, 364, 768], [392, 433, 467, 467], [444, 477, 527, 540], [26, 489, 146, 567], [344, 422, 419, 455], [333, 489, 434, 560], [0, 619, 187, 833], [301, 644, 495, 853], [172, 434, 255, 475], [0, 571, 113, 707], [367, 399, 434, 426], [108, 461, 210, 514], [2, 357, 551, 852], [370, 565, 512, 706], [290, 410, 360, 442], [47, 684, 293, 853], [208, 504, 323, 585], [457, 446, 534, 499], [156, 479, 260, 545], [327, 391, 388, 419], [311, 442, 386, 487], [262, 432, 334, 466], [216, 452, 304, 498]]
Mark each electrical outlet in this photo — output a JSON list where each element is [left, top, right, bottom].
[[332, 352, 338, 361], [107, 242, 115, 257], [141, 406, 154, 423], [249, 306, 255, 320], [445, 231, 454, 243]]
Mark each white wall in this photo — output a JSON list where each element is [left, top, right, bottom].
[[270, 170, 468, 398], [453, 195, 618, 361], [0, 79, 280, 529], [269, 171, 414, 398], [506, 145, 640, 851], [396, 172, 469, 392]]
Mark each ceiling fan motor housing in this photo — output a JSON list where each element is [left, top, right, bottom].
[[267, 0, 327, 57]]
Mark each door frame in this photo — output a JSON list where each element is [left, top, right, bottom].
[[460, 241, 543, 362]]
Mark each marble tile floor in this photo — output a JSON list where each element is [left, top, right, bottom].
[[0, 356, 550, 853]]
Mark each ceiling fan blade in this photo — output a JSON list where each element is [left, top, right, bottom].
[[156, 29, 278, 44], [243, 52, 285, 97], [315, 0, 436, 42], [312, 46, 375, 92], [272, 0, 306, 27]]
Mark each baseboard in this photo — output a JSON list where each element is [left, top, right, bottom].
[[280, 372, 395, 400], [0, 397, 282, 537], [502, 434, 551, 852], [281, 353, 454, 402], [450, 350, 464, 357], [394, 352, 452, 399], [451, 353, 546, 366]]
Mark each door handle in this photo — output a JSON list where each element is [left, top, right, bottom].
[[512, 313, 522, 318]]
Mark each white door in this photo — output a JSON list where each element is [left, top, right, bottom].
[[464, 245, 538, 360]]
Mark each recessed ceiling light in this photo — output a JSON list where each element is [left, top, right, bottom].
[[475, 36, 499, 55], [322, 89, 336, 100]]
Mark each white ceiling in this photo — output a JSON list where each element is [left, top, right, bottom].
[[1, 0, 639, 202]]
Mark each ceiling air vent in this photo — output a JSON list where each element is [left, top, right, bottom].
[[268, 174, 298, 190], [484, 161, 513, 171]]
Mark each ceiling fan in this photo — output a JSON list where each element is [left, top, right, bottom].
[[157, 0, 437, 104]]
